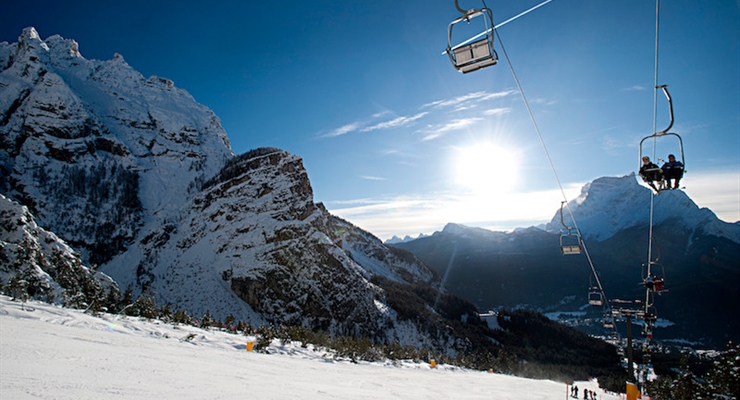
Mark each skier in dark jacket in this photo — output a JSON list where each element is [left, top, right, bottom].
[[661, 154, 684, 189], [639, 156, 663, 193]]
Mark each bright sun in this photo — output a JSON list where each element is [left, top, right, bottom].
[[453, 143, 520, 194]]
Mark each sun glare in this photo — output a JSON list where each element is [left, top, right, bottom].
[[453, 143, 520, 194]]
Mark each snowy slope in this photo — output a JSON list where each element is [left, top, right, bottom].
[[0, 295, 621, 400], [546, 174, 740, 243]]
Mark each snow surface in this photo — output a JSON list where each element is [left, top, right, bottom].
[[0, 296, 624, 400]]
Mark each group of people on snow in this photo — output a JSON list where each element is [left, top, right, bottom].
[[570, 385, 598, 400], [639, 154, 684, 194]]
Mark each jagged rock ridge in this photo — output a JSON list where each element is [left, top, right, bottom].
[[1, 28, 465, 348], [1, 27, 233, 265]]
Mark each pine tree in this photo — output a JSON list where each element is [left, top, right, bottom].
[[701, 341, 740, 399], [105, 285, 123, 313], [199, 311, 212, 329], [129, 294, 157, 319], [159, 303, 173, 323], [121, 287, 134, 310], [224, 314, 236, 332], [173, 309, 192, 325]]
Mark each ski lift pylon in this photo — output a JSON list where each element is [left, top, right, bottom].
[[446, 0, 498, 74]]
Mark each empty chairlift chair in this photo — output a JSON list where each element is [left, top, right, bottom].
[[558, 202, 582, 255], [560, 228, 583, 255], [588, 287, 603, 306], [446, 3, 498, 74]]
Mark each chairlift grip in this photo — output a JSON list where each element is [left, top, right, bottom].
[[454, 0, 475, 17]]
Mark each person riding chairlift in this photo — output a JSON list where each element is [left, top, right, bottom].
[[644, 274, 665, 292], [639, 156, 663, 194], [661, 154, 684, 189]]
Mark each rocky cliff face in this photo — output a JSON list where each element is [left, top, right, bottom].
[[0, 27, 233, 265], [102, 148, 437, 340], [1, 29, 450, 346]]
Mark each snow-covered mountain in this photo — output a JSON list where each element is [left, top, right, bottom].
[[1, 27, 233, 265], [0, 28, 461, 348], [385, 233, 430, 245], [392, 175, 740, 347], [545, 174, 739, 243]]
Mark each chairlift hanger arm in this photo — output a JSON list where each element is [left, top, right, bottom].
[[637, 84, 685, 170], [559, 201, 569, 229], [656, 85, 674, 135], [454, 0, 478, 16], [443, 0, 554, 54]]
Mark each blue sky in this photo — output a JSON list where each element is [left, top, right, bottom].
[[2, 0, 739, 240]]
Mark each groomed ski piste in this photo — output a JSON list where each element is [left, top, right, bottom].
[[0, 296, 625, 399]]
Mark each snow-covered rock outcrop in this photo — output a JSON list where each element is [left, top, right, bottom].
[[1, 27, 233, 265], [102, 148, 437, 341], [0, 194, 114, 307]]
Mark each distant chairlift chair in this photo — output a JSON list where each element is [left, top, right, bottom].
[[558, 201, 582, 255], [588, 287, 603, 306]]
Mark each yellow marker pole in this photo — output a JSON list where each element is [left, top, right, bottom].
[[246, 341, 254, 352], [430, 359, 436, 369], [626, 382, 641, 400]]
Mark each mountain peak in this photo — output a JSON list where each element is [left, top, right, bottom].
[[547, 174, 738, 243], [20, 26, 41, 42]]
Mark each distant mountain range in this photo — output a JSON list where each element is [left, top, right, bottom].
[[390, 175, 740, 348]]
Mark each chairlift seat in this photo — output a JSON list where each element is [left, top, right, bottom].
[[561, 244, 582, 255]]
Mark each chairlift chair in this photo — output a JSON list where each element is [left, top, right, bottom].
[[588, 287, 603, 306], [560, 228, 582, 255], [446, 1, 498, 73], [639, 85, 686, 189], [643, 262, 667, 294], [558, 201, 582, 255]]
